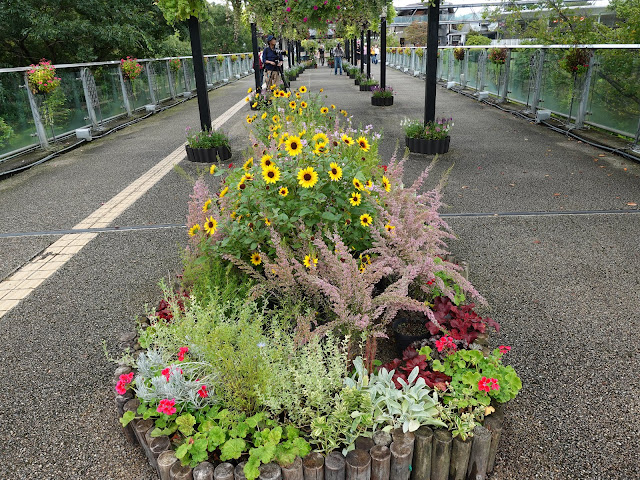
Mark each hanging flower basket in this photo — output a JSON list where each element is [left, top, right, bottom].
[[169, 58, 182, 73], [27, 59, 61, 95], [560, 48, 591, 75], [488, 48, 507, 65], [121, 56, 143, 81], [454, 48, 465, 61]]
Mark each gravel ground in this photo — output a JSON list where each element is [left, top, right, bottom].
[[0, 65, 638, 479]]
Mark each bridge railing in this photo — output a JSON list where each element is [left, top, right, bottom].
[[0, 53, 254, 160], [386, 44, 640, 148]]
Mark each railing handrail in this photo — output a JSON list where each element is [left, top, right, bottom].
[[394, 44, 640, 50], [0, 52, 255, 74]]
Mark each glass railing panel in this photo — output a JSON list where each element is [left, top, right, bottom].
[[128, 72, 152, 111], [183, 58, 195, 90], [46, 69, 90, 139], [0, 72, 38, 156], [588, 49, 640, 137], [485, 58, 506, 96], [92, 65, 127, 121], [507, 50, 536, 106], [539, 49, 575, 118], [467, 50, 481, 90], [151, 61, 172, 102]]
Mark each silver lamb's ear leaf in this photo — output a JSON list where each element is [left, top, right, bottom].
[[407, 366, 419, 385]]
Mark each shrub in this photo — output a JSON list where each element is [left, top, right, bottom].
[[465, 35, 491, 46]]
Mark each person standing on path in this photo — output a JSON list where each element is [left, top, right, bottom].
[[319, 45, 325, 66], [262, 35, 284, 91], [333, 43, 344, 75], [372, 46, 379, 64]]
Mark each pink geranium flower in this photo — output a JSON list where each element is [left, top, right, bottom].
[[498, 345, 511, 354], [157, 398, 177, 415], [178, 346, 189, 361], [161, 367, 171, 381], [197, 385, 209, 398]]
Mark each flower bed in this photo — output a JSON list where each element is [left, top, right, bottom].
[[113, 83, 521, 480]]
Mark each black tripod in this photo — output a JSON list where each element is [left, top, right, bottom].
[[277, 63, 290, 92]]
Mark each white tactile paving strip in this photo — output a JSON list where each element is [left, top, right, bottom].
[[0, 95, 247, 319]]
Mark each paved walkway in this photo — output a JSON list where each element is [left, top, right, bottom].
[[0, 63, 638, 479]]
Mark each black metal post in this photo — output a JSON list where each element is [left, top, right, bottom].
[[296, 41, 301, 64], [381, 15, 387, 89], [188, 16, 212, 131], [251, 22, 260, 92], [366, 29, 371, 79], [345, 40, 349, 63], [424, 0, 440, 124], [287, 40, 292, 68], [360, 31, 364, 73]]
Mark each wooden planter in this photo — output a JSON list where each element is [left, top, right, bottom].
[[185, 145, 232, 163], [359, 84, 378, 92], [370, 96, 394, 107], [405, 136, 450, 155]]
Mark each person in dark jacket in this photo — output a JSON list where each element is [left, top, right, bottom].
[[262, 34, 284, 91]]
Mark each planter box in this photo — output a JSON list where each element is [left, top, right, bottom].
[[186, 145, 232, 163], [405, 136, 450, 155], [359, 84, 378, 92], [371, 96, 394, 107]]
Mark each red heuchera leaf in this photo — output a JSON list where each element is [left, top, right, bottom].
[[427, 296, 499, 344], [400, 354, 428, 373], [402, 346, 419, 361]]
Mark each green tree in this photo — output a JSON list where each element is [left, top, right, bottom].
[[0, 0, 176, 67], [404, 21, 429, 47], [200, 4, 252, 54]]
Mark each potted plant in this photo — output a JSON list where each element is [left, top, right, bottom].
[[185, 127, 231, 163], [371, 86, 394, 106], [453, 47, 465, 61], [328, 57, 335, 68], [560, 48, 591, 75], [403, 117, 453, 154], [354, 71, 364, 86], [488, 48, 507, 65], [120, 57, 143, 81], [359, 78, 379, 92], [169, 58, 182, 74], [27, 59, 61, 95]]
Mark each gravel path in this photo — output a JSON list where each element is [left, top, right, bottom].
[[0, 64, 638, 479]]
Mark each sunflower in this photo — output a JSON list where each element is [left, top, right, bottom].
[[289, 101, 297, 110], [252, 102, 258, 108], [341, 110, 348, 117], [357, 137, 370, 152], [313, 143, 327, 155], [261, 112, 268, 120], [360, 213, 373, 227], [352, 177, 363, 190], [247, 87, 253, 94], [278, 186, 289, 197], [261, 154, 274, 168], [188, 224, 200, 237], [285, 135, 303, 156], [209, 164, 216, 175], [272, 115, 280, 123], [312, 132, 328, 145], [262, 164, 281, 184], [298, 108, 304, 115], [300, 101, 308, 109], [250, 252, 262, 266], [270, 85, 276, 91], [319, 88, 324, 93], [320, 107, 329, 114], [286, 91, 292, 97], [204, 216, 218, 235], [365, 180, 373, 190], [295, 92, 301, 99], [279, 90, 287, 97], [243, 157, 254, 171], [202, 199, 212, 213], [331, 104, 336, 109], [381, 175, 391, 192], [349, 191, 362, 206], [299, 85, 307, 93], [243, 172, 254, 182], [328, 162, 343, 181], [299, 129, 307, 137], [246, 116, 253, 124], [385, 223, 396, 232], [303, 254, 318, 269], [297, 166, 319, 188], [264, 218, 271, 226], [245, 97, 250, 102], [342, 134, 354, 146]]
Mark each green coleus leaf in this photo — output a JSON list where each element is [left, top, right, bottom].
[[176, 414, 196, 437], [119, 411, 136, 427], [220, 438, 246, 461]]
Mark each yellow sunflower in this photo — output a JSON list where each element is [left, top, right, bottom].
[[297, 166, 319, 188], [299, 85, 307, 93], [331, 104, 336, 109], [272, 115, 280, 123], [286, 91, 292, 97], [328, 162, 342, 181], [188, 224, 200, 237], [219, 186, 229, 198], [285, 135, 303, 156], [342, 134, 355, 146], [264, 218, 271, 226], [295, 92, 301, 99], [385, 223, 396, 232], [278, 186, 289, 197], [289, 100, 297, 110], [279, 90, 287, 97], [247, 87, 253, 94], [202, 199, 212, 213], [357, 137, 370, 152], [262, 164, 281, 184], [298, 108, 303, 115], [313, 132, 328, 145], [261, 112, 268, 120], [246, 116, 253, 124], [300, 101, 308, 109], [320, 107, 329, 114], [319, 88, 324, 92], [352, 177, 363, 190], [243, 157, 254, 171], [270, 85, 276, 90], [261, 154, 274, 168], [381, 175, 391, 192], [250, 252, 262, 266], [360, 213, 373, 227], [209, 164, 216, 175], [303, 254, 318, 269], [349, 191, 362, 206], [245, 96, 250, 102], [252, 102, 258, 108], [365, 180, 373, 190], [313, 143, 327, 155], [243, 172, 254, 182], [204, 216, 218, 235], [341, 110, 348, 117]]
